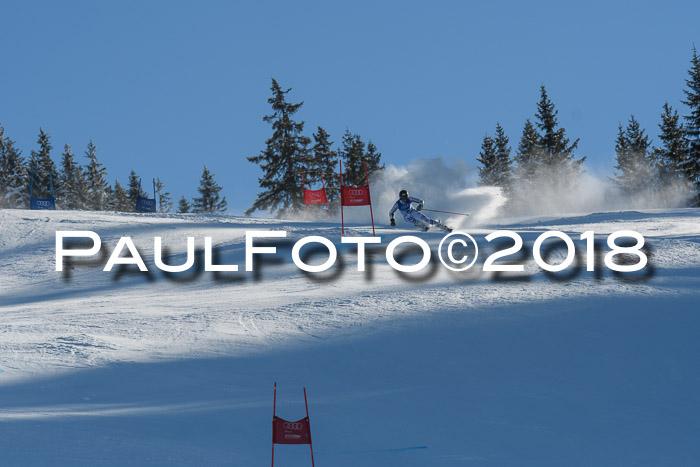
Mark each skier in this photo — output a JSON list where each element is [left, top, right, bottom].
[[389, 189, 451, 232]]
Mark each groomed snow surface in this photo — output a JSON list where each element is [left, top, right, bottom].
[[1, 208, 699, 465]]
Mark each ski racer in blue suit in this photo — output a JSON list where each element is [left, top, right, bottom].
[[389, 189, 451, 232]]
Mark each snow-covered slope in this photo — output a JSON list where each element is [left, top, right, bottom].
[[1, 208, 699, 465]]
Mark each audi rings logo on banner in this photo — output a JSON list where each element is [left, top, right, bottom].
[[37, 200, 51, 207], [284, 422, 304, 430], [348, 189, 365, 196]]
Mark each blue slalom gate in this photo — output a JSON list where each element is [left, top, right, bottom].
[[136, 178, 157, 213], [30, 170, 57, 210]]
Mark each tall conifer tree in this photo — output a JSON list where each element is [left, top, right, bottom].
[[310, 126, 339, 211], [364, 140, 384, 178], [59, 144, 84, 209], [28, 128, 60, 199], [155, 177, 173, 213], [193, 164, 227, 214], [177, 196, 191, 213], [613, 116, 653, 195], [127, 169, 143, 212], [534, 85, 584, 172], [339, 129, 366, 187], [246, 78, 310, 217], [681, 46, 700, 205], [111, 180, 131, 211], [492, 123, 513, 189], [514, 119, 541, 181], [83, 140, 109, 210], [0, 125, 28, 208], [0, 124, 5, 197], [652, 103, 689, 186], [476, 135, 498, 186]]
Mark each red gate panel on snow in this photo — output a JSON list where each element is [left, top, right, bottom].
[[303, 188, 328, 205], [301, 172, 330, 215], [273, 416, 312, 445], [339, 160, 375, 235], [272, 383, 315, 467], [340, 185, 371, 206]]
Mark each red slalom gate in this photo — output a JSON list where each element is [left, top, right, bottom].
[[272, 382, 315, 467], [339, 160, 376, 236], [302, 172, 330, 215]]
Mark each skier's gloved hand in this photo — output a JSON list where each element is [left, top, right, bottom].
[[416, 204, 423, 211], [390, 218, 396, 226]]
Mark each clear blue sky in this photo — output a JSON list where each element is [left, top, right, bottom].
[[1, 0, 698, 214]]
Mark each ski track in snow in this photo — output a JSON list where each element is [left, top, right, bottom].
[[1, 208, 699, 382]]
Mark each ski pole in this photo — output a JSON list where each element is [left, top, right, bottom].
[[420, 208, 469, 216]]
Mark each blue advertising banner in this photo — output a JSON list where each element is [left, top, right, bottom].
[[136, 195, 156, 213], [30, 197, 56, 210]]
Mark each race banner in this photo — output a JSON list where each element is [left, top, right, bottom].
[[272, 416, 312, 444], [302, 172, 330, 215], [29, 170, 57, 210], [136, 195, 156, 213], [339, 160, 375, 235], [136, 178, 157, 213], [30, 197, 56, 210], [272, 382, 315, 467], [303, 188, 328, 205], [340, 185, 370, 206]]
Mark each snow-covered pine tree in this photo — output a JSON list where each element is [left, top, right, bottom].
[[246, 78, 310, 217], [126, 170, 143, 212], [534, 85, 584, 177], [28, 128, 60, 200], [613, 116, 653, 195], [0, 124, 5, 198], [681, 46, 700, 205], [155, 177, 173, 213], [192, 164, 227, 214], [652, 103, 689, 187], [339, 129, 366, 187], [112, 180, 131, 211], [513, 119, 541, 182], [83, 140, 109, 210], [0, 125, 28, 208], [102, 184, 115, 211], [310, 126, 339, 212], [493, 123, 513, 190], [365, 140, 384, 178], [59, 144, 85, 210], [177, 195, 191, 213], [507, 88, 584, 213], [476, 135, 498, 186]]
